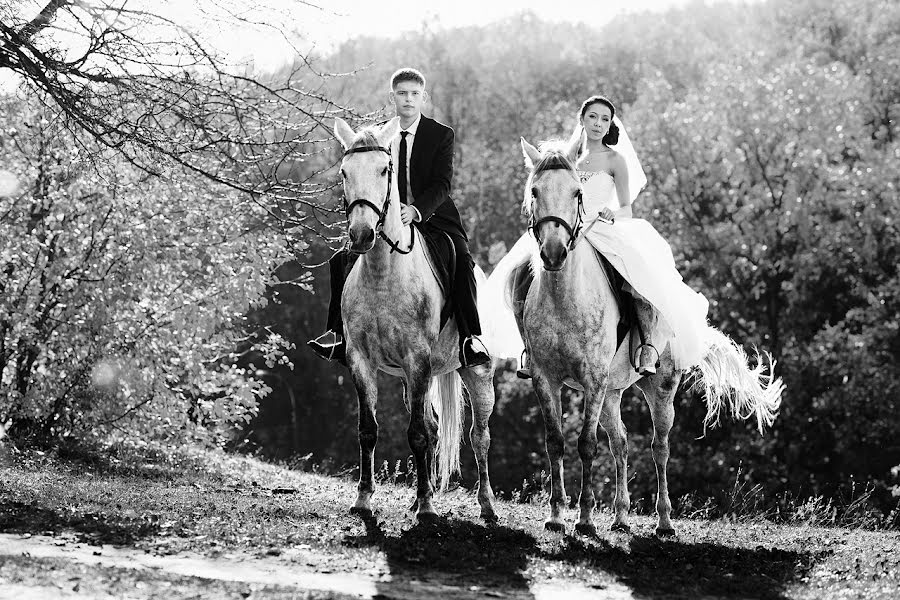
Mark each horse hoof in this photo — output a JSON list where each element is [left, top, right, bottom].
[[416, 511, 439, 524], [544, 520, 566, 533], [610, 522, 631, 534], [481, 511, 500, 525], [574, 522, 599, 538], [349, 506, 373, 517], [655, 526, 677, 537]]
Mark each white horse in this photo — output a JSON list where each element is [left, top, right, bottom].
[[509, 137, 783, 536], [335, 117, 498, 523]]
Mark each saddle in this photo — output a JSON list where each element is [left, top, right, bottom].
[[415, 223, 456, 330]]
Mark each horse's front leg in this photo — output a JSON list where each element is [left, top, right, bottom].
[[348, 357, 379, 516], [600, 391, 631, 532], [533, 374, 567, 532], [406, 360, 437, 521], [460, 365, 499, 523], [575, 372, 611, 537]]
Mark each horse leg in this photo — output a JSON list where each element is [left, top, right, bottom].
[[349, 358, 378, 516], [574, 374, 609, 537], [460, 366, 499, 523], [636, 366, 682, 536], [534, 375, 567, 532], [599, 390, 631, 532], [407, 362, 437, 521]]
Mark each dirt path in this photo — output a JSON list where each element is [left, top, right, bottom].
[[0, 532, 633, 599]]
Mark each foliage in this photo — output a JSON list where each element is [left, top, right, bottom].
[[0, 95, 292, 441]]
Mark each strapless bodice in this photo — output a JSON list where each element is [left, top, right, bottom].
[[578, 170, 618, 213]]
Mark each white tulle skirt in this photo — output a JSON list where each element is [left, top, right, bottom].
[[481, 217, 710, 370]]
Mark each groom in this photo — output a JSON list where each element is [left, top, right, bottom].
[[308, 67, 491, 368]]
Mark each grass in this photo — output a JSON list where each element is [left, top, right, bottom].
[[0, 438, 898, 599]]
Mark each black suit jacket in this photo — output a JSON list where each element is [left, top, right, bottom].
[[409, 115, 467, 241]]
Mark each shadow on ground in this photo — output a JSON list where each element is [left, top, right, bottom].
[[346, 512, 538, 599], [0, 499, 159, 546], [543, 532, 826, 600], [344, 511, 826, 600]]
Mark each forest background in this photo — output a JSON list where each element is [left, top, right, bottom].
[[2, 0, 898, 526]]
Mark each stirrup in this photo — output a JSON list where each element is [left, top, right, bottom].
[[632, 343, 660, 375], [516, 349, 532, 379], [307, 331, 345, 363], [460, 336, 491, 368]]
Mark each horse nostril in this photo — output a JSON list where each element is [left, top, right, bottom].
[[539, 249, 549, 264]]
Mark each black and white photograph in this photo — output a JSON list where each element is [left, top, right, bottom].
[[1, 0, 898, 598]]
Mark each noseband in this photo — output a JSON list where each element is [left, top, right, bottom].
[[342, 145, 414, 255], [528, 163, 585, 252]]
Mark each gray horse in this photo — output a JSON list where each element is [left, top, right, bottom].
[[511, 136, 783, 536], [335, 117, 498, 523]]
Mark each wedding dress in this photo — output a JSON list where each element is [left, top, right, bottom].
[[482, 166, 709, 371]]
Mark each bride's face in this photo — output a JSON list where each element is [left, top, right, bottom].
[[582, 103, 612, 142]]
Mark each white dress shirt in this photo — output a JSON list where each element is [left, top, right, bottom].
[[391, 114, 422, 221]]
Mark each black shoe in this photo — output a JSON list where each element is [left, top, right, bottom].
[[460, 336, 491, 368], [516, 350, 532, 379], [307, 331, 347, 365]]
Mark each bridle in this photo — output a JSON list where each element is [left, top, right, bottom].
[[528, 163, 586, 252], [342, 145, 414, 255]]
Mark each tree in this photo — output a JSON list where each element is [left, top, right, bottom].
[[0, 1, 359, 232], [0, 92, 300, 440]]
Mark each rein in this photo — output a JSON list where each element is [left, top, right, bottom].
[[342, 145, 415, 255]]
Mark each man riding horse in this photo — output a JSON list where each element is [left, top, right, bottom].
[[308, 67, 491, 369]]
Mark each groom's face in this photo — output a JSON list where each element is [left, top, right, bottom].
[[390, 80, 427, 120]]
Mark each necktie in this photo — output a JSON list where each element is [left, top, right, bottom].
[[398, 131, 408, 206]]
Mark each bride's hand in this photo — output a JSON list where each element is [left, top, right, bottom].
[[599, 207, 616, 222]]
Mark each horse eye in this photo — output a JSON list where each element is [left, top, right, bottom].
[[531, 186, 539, 198], [381, 167, 388, 176]]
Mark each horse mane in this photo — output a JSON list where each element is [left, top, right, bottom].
[[521, 142, 576, 217], [348, 128, 381, 150]]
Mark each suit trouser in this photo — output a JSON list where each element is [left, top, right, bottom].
[[325, 232, 482, 345]]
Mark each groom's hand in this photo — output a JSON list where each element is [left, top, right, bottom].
[[400, 205, 420, 225]]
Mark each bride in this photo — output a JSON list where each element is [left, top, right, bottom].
[[484, 95, 709, 377]]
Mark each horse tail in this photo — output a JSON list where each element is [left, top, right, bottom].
[[427, 371, 465, 491], [690, 327, 785, 434]]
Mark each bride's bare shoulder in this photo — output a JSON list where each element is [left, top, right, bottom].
[[608, 149, 628, 174]]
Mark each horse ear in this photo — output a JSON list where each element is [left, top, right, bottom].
[[376, 117, 401, 147], [521, 137, 541, 169], [565, 126, 584, 161], [334, 118, 355, 150]]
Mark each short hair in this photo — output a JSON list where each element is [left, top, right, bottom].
[[390, 68, 426, 90]]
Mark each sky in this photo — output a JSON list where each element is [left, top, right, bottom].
[[3, 0, 742, 78]]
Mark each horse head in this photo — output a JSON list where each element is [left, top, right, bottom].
[[520, 136, 584, 271], [335, 117, 401, 254]]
